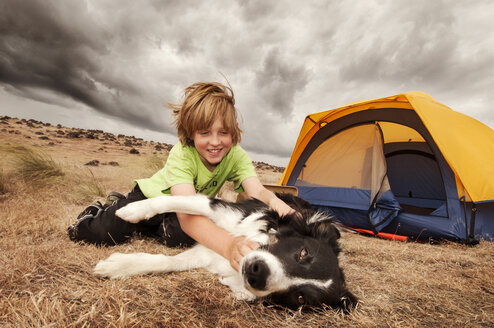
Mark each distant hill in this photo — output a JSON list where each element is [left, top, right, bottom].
[[0, 115, 285, 173]]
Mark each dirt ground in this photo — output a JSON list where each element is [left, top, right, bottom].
[[1, 115, 493, 327]]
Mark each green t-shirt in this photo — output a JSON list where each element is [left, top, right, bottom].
[[135, 143, 257, 198]]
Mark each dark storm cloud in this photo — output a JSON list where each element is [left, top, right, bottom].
[[239, 0, 279, 21], [337, 1, 494, 96], [338, 3, 457, 84], [0, 0, 177, 133], [1, 1, 105, 104], [255, 48, 310, 116]]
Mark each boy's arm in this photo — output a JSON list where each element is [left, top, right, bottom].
[[241, 176, 295, 216], [170, 183, 258, 271]]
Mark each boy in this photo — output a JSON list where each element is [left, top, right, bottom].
[[68, 82, 294, 271]]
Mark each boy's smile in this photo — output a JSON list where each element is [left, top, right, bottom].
[[193, 117, 233, 171]]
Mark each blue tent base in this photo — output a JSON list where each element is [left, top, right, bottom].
[[295, 185, 493, 243], [313, 205, 471, 243]]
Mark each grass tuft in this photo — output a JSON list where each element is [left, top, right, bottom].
[[8, 145, 64, 183], [72, 168, 107, 203], [144, 154, 167, 175]]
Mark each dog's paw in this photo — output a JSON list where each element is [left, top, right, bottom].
[[115, 201, 153, 223], [232, 289, 257, 302], [94, 252, 140, 279], [219, 275, 256, 301]]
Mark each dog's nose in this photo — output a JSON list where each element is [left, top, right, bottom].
[[244, 260, 270, 290]]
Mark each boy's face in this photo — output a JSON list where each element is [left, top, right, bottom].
[[193, 117, 233, 171]]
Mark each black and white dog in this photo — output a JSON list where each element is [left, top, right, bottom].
[[94, 194, 357, 311]]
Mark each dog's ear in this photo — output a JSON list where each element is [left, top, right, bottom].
[[309, 220, 341, 254], [275, 193, 312, 210], [310, 220, 340, 240]]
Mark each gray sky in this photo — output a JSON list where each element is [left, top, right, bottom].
[[1, 0, 493, 166]]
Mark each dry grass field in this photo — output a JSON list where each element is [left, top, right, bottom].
[[1, 115, 493, 327]]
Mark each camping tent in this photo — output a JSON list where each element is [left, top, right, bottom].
[[279, 92, 494, 243]]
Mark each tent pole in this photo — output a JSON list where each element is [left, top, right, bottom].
[[461, 196, 468, 242], [468, 206, 477, 244], [461, 195, 478, 245]]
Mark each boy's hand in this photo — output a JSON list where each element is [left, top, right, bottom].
[[227, 236, 259, 272], [269, 197, 296, 217]]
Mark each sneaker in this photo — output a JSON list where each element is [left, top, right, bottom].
[[105, 191, 125, 206], [68, 201, 104, 241]]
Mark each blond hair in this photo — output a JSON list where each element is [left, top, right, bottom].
[[170, 82, 242, 146]]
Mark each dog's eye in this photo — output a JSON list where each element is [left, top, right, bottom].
[[297, 295, 305, 305], [298, 248, 308, 261]]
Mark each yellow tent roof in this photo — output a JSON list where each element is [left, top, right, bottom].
[[280, 92, 494, 202]]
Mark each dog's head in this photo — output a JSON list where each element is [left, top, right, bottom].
[[240, 209, 356, 312]]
